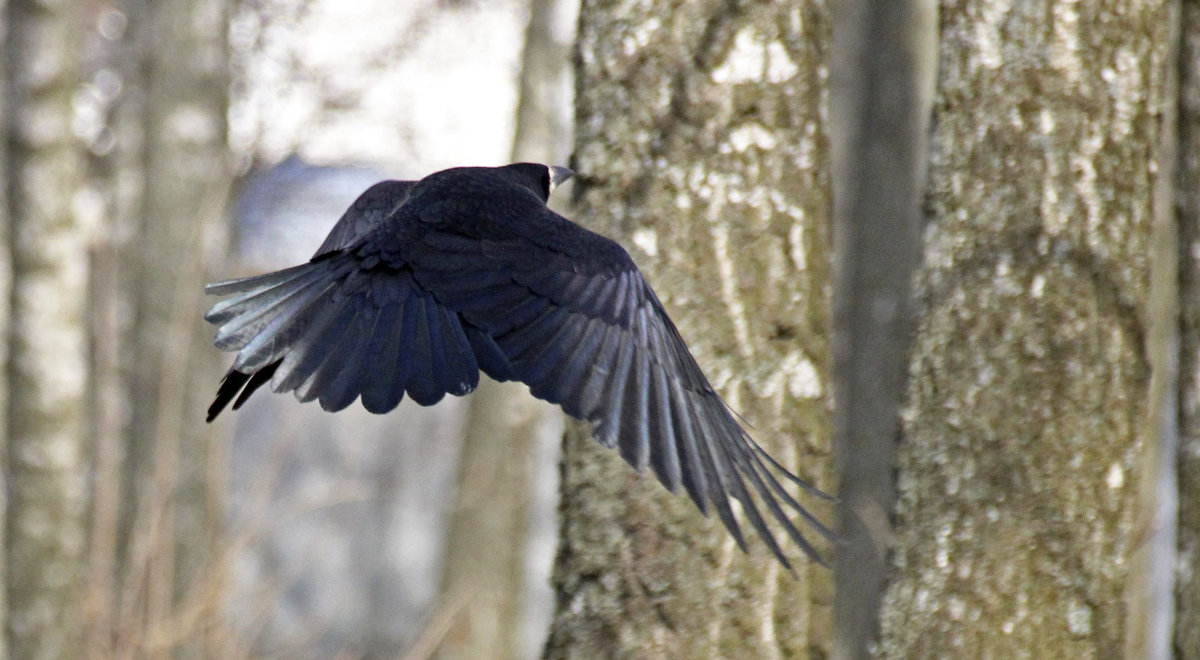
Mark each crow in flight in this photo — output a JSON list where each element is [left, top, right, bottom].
[[204, 162, 833, 570]]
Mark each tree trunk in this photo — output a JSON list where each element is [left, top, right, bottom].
[[435, 381, 559, 660], [827, 3, 936, 658], [3, 0, 89, 657], [1175, 1, 1200, 656], [113, 0, 231, 653], [881, 2, 1178, 656], [434, 1, 573, 657], [544, 1, 834, 657], [0, 0, 10, 653]]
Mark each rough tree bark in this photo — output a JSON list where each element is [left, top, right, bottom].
[[434, 1, 573, 657], [881, 2, 1179, 656], [3, 0, 90, 657], [544, 1, 835, 657]]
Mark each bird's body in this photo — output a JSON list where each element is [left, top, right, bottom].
[[205, 162, 832, 569]]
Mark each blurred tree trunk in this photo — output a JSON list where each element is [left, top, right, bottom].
[[83, 4, 139, 653], [433, 383, 558, 660], [1175, 1, 1200, 656], [0, 0, 10, 653], [3, 0, 90, 657], [111, 0, 232, 654], [827, 3, 935, 658], [544, 1, 835, 657], [881, 2, 1179, 657], [433, 0, 573, 657]]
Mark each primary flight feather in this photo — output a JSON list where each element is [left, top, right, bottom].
[[205, 162, 833, 570]]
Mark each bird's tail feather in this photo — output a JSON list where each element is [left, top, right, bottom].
[[205, 259, 357, 361], [205, 256, 483, 421]]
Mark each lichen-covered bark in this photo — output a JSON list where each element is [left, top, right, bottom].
[[881, 2, 1175, 656], [1175, 0, 1200, 656], [544, 1, 834, 657], [4, 0, 89, 657]]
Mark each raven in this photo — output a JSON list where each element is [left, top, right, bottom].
[[205, 162, 833, 570]]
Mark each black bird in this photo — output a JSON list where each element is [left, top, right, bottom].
[[204, 162, 833, 570]]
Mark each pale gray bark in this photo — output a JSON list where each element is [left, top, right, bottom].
[[82, 5, 139, 653], [111, 0, 232, 654], [827, 2, 936, 658], [881, 2, 1178, 656], [544, 0, 835, 656], [510, 0, 575, 166], [433, 2, 573, 657], [4, 0, 89, 657]]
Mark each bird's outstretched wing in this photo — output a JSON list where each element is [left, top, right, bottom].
[[205, 172, 833, 569], [403, 210, 834, 569]]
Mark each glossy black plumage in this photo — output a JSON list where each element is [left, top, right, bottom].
[[205, 162, 833, 570]]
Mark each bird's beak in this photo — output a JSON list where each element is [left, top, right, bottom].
[[548, 166, 575, 195]]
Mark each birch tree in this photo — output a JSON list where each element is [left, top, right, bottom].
[[545, 1, 835, 656], [4, 0, 89, 656], [881, 3, 1180, 657]]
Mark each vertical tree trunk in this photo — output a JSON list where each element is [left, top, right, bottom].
[[0, 0, 10, 652], [544, 1, 834, 656], [115, 0, 231, 653], [434, 1, 573, 657], [84, 5, 140, 652], [3, 0, 89, 657], [435, 382, 559, 660], [827, 2, 935, 657], [881, 2, 1178, 656], [1175, 1, 1200, 656]]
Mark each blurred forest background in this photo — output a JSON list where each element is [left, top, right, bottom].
[[0, 0, 1198, 659]]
